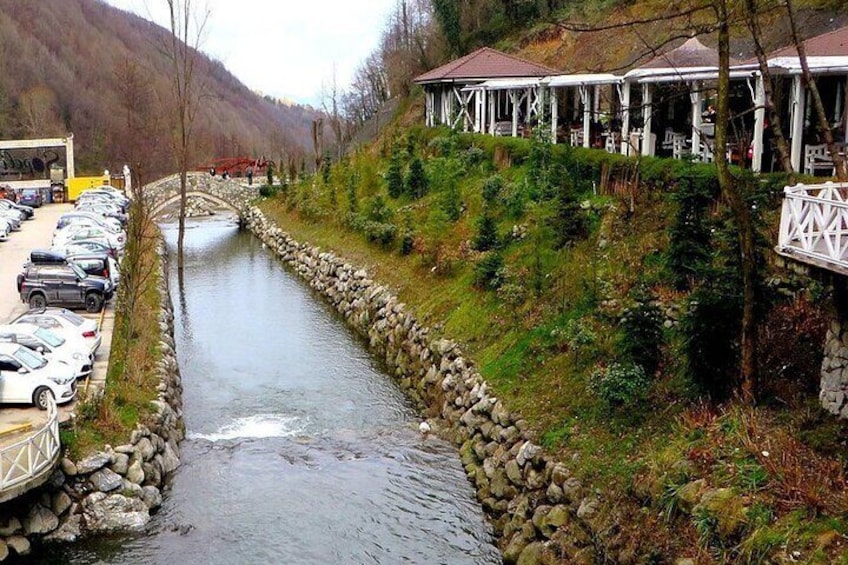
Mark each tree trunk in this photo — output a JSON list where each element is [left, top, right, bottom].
[[744, 0, 794, 179], [715, 0, 758, 401]]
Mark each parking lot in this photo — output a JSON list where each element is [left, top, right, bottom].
[[0, 203, 115, 446]]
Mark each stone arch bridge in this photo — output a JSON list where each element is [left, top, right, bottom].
[[144, 172, 260, 217]]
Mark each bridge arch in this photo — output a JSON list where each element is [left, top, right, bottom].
[[150, 191, 242, 217], [142, 172, 260, 218]]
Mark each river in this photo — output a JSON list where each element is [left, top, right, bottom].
[[45, 215, 499, 564]]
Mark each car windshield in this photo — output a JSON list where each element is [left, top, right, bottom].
[[34, 327, 64, 348], [14, 346, 46, 370], [69, 263, 87, 279], [58, 310, 85, 326]]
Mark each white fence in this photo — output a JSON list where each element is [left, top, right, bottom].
[[778, 182, 848, 274], [0, 397, 60, 493]]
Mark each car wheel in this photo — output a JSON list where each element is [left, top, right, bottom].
[[85, 292, 104, 313], [33, 387, 54, 410], [29, 293, 47, 309]]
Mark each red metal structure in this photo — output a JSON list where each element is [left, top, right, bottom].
[[196, 157, 269, 177]]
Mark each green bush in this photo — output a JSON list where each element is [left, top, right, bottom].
[[441, 181, 462, 222], [588, 362, 650, 408], [473, 251, 505, 290], [364, 221, 398, 247], [681, 282, 742, 399], [405, 156, 428, 199], [259, 184, 278, 198], [474, 210, 499, 251], [464, 145, 486, 167], [266, 163, 274, 186], [551, 173, 587, 248], [386, 145, 405, 198], [619, 299, 664, 376], [482, 174, 504, 205], [668, 171, 718, 290]]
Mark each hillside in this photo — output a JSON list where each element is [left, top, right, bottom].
[[0, 0, 317, 178]]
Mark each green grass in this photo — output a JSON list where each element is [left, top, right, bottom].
[[257, 124, 848, 561]]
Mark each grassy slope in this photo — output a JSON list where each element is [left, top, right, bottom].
[[259, 112, 848, 561]]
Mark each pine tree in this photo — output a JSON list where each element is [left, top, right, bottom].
[[386, 145, 404, 198], [405, 156, 427, 199], [474, 209, 499, 251]]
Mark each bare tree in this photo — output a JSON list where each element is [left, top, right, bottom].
[[163, 0, 209, 264]]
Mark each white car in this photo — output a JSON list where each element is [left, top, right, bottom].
[[11, 308, 102, 357], [0, 324, 93, 379], [0, 210, 21, 231], [0, 221, 8, 241], [53, 225, 125, 253], [57, 213, 123, 234], [0, 343, 77, 409]]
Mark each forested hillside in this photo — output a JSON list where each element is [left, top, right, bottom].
[[0, 0, 317, 177]]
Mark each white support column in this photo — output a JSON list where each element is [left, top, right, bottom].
[[551, 87, 559, 144], [65, 134, 75, 179], [752, 74, 766, 173], [474, 90, 482, 133], [691, 81, 702, 158], [481, 89, 487, 134], [790, 75, 805, 173], [642, 83, 653, 156], [580, 86, 591, 148], [593, 84, 601, 122], [844, 76, 848, 145], [526, 88, 533, 127], [511, 90, 519, 137], [620, 82, 631, 155], [489, 91, 496, 135], [573, 88, 580, 121]]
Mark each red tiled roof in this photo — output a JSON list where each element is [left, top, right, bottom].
[[768, 24, 848, 58], [413, 47, 560, 84], [637, 37, 740, 69]]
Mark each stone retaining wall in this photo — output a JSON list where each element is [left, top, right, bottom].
[[243, 206, 612, 564], [820, 317, 848, 418], [0, 243, 185, 560]]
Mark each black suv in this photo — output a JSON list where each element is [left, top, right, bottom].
[[17, 263, 112, 313]]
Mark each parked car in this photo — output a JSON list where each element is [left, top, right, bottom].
[[0, 343, 76, 409], [74, 203, 127, 226], [0, 210, 22, 231], [0, 186, 16, 202], [53, 224, 125, 253], [56, 240, 118, 259], [57, 212, 123, 233], [77, 190, 128, 212], [0, 199, 33, 219], [18, 189, 43, 208], [11, 307, 101, 356], [0, 219, 9, 241], [0, 324, 92, 379], [67, 253, 120, 288], [27, 249, 120, 289], [17, 263, 112, 313]]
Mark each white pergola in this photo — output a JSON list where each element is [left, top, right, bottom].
[[546, 74, 622, 148], [463, 77, 547, 137], [754, 56, 848, 173]]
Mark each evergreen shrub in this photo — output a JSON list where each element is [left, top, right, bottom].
[[588, 362, 650, 408], [473, 251, 505, 290]]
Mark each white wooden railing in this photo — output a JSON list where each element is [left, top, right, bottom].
[[0, 397, 60, 493], [778, 182, 848, 274]]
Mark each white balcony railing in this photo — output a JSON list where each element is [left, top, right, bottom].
[[0, 397, 60, 493], [777, 182, 848, 274]]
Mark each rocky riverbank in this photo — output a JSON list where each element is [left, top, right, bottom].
[[0, 244, 184, 560], [243, 206, 617, 564]]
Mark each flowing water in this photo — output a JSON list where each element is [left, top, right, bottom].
[[45, 215, 499, 564]]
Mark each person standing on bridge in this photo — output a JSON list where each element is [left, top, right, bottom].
[[246, 164, 254, 186]]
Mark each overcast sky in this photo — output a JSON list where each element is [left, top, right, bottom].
[[102, 0, 396, 107]]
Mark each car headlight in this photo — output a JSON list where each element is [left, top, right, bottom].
[[48, 376, 63, 384], [73, 352, 84, 360]]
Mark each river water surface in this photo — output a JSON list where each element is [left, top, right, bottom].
[[47, 216, 499, 564]]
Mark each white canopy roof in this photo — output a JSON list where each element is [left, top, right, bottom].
[[465, 77, 545, 91], [767, 56, 848, 74], [547, 73, 621, 87]]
